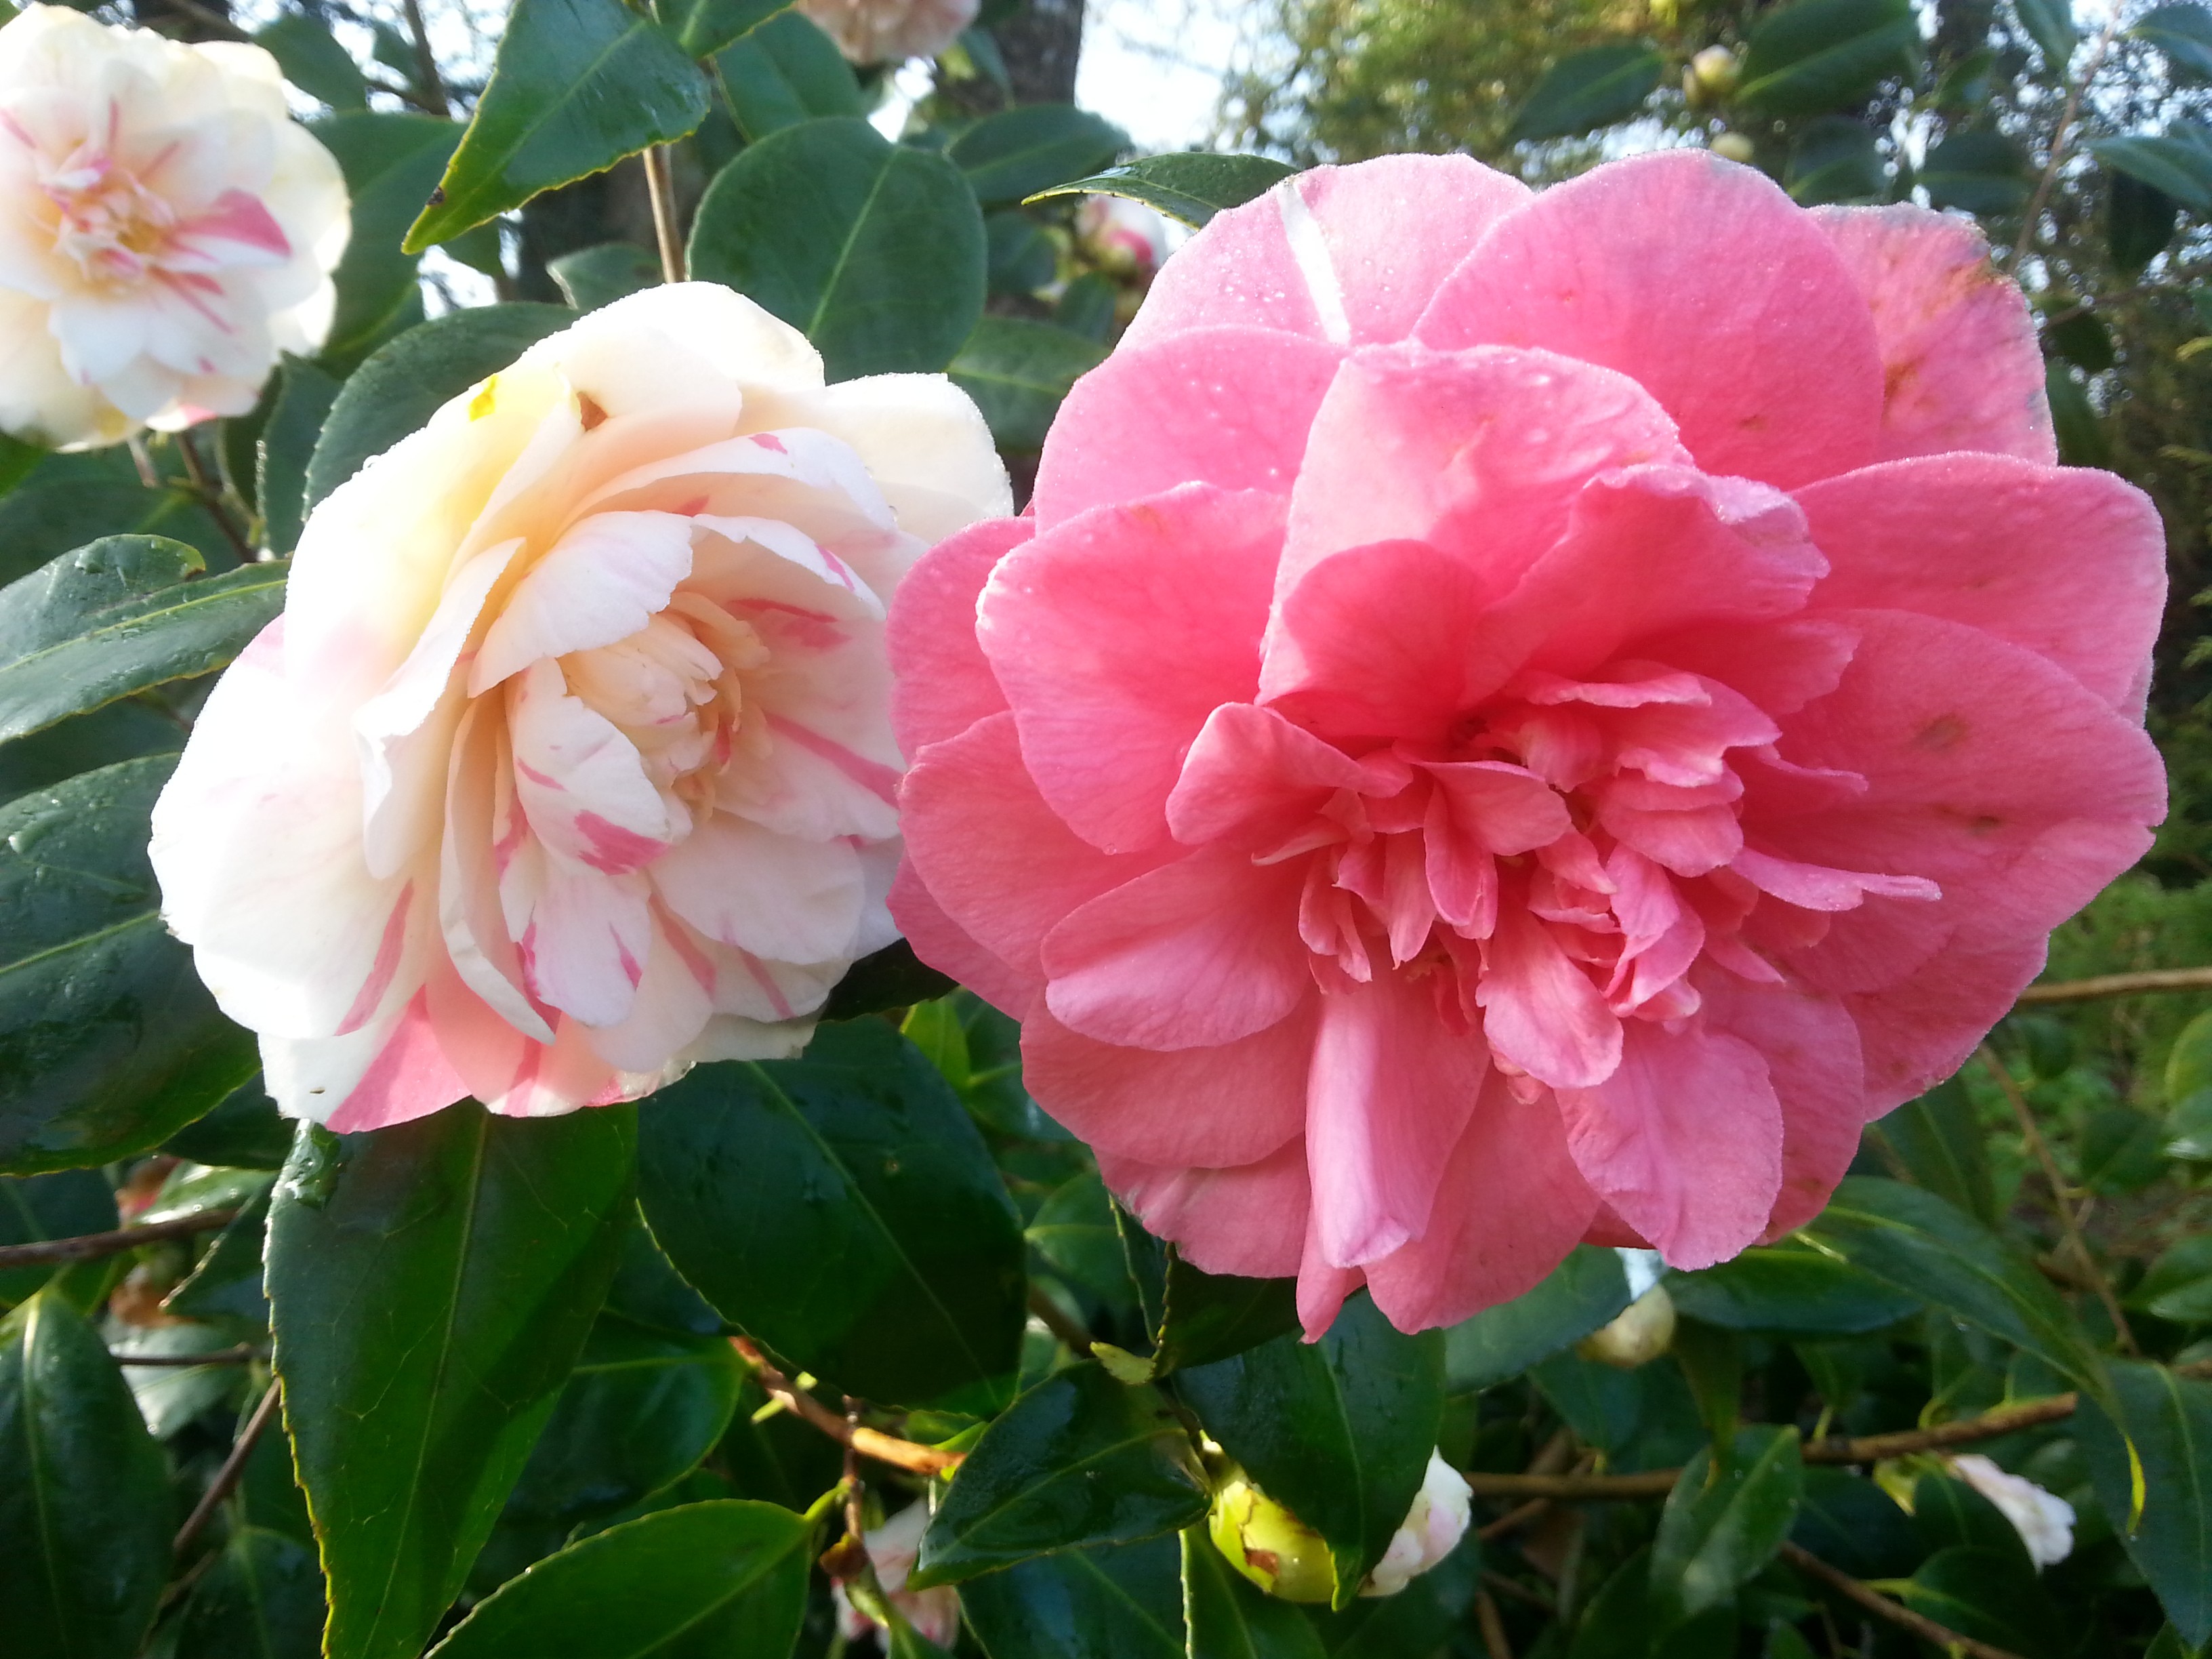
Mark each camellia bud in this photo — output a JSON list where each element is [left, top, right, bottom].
[[1362, 1452, 1474, 1597], [1209, 1451, 1473, 1602], [1689, 44, 1740, 99], [1950, 1454, 2076, 1569], [1577, 1284, 1677, 1368], [1711, 131, 1758, 164]]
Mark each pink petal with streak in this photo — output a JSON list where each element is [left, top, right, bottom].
[[887, 516, 1027, 756], [323, 991, 470, 1134]]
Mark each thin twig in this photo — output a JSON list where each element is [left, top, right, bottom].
[[2009, 7, 2127, 268], [1474, 1588, 1514, 1659], [1978, 1046, 2139, 1355], [113, 1347, 262, 1368], [1477, 1496, 1552, 1542], [1026, 1285, 1094, 1353], [0, 1210, 237, 1271], [2017, 965, 2212, 1003], [1481, 1568, 1553, 1612], [174, 433, 256, 563], [731, 1338, 964, 1475], [642, 146, 687, 283], [174, 1382, 283, 1557], [1778, 1540, 2028, 1659], [400, 0, 450, 117]]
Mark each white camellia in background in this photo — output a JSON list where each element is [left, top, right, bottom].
[[0, 3, 347, 449], [796, 0, 981, 65], [149, 283, 1008, 1132]]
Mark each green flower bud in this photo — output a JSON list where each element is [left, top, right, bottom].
[[1711, 132, 1757, 165], [1576, 1283, 1677, 1368], [1208, 1469, 1338, 1603]]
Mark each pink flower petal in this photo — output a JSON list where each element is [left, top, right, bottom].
[[1475, 905, 1621, 1089], [1165, 701, 1371, 849], [888, 861, 1039, 1017], [320, 991, 471, 1134], [888, 515, 1026, 755], [651, 814, 865, 966], [1098, 1137, 1311, 1281]]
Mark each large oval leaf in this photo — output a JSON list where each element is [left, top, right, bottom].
[[0, 537, 285, 743], [309, 113, 465, 363], [0, 1292, 173, 1659], [636, 1020, 1025, 1408], [1647, 1425, 1804, 1629], [1028, 152, 1294, 227], [2093, 123, 2212, 213], [949, 317, 1107, 451], [427, 1500, 813, 1659], [0, 756, 258, 1176], [266, 1104, 636, 1659], [687, 116, 985, 380], [915, 1363, 1208, 1586], [1509, 42, 1664, 142], [2078, 1360, 2212, 1647], [1443, 1245, 1635, 1391], [2139, 3, 2212, 83], [173, 1526, 327, 1659], [1665, 1246, 1918, 1336], [0, 1170, 117, 1306], [670, 0, 792, 56], [948, 104, 1127, 205], [1115, 1204, 1296, 1378], [405, 0, 710, 251], [712, 12, 863, 141], [1737, 0, 1923, 117], [959, 1536, 1184, 1659], [1180, 1526, 1328, 1659], [1174, 1293, 1443, 1607]]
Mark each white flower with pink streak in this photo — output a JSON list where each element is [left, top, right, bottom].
[[0, 4, 346, 450], [149, 283, 1008, 1130]]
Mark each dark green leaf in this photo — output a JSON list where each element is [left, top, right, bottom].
[[0, 536, 283, 743], [2095, 124, 2212, 213], [2080, 1105, 2167, 1192], [0, 758, 257, 1176], [712, 14, 863, 142], [548, 243, 661, 312], [266, 1103, 636, 1659], [2110, 171, 2181, 274], [255, 15, 368, 109], [1909, 1467, 2036, 1563], [2045, 308, 2117, 374], [428, 1500, 813, 1659], [174, 1526, 327, 1659], [1896, 1546, 2062, 1659], [1799, 1176, 2114, 1412], [1176, 1294, 1443, 1607], [112, 1319, 248, 1436], [1444, 1246, 1634, 1390], [0, 1293, 172, 1659], [1509, 41, 1665, 142], [1649, 1426, 1805, 1628], [1738, 0, 1923, 117], [821, 938, 958, 1021], [1867, 1082, 1997, 1224], [1029, 1172, 1130, 1304], [916, 1364, 1206, 1584], [0, 467, 234, 590], [1667, 1246, 1919, 1337], [2045, 361, 2112, 469], [2015, 0, 2078, 74], [165, 1188, 273, 1332], [405, 0, 712, 250], [1788, 1467, 1921, 1581], [441, 221, 508, 280], [960, 1536, 1184, 1659], [636, 1021, 1025, 1408], [1180, 1526, 1329, 1659], [672, 0, 794, 56], [1115, 1205, 1298, 1376], [2135, 1235, 2212, 1324], [0, 1171, 115, 1305], [161, 1078, 293, 1171], [605, 1218, 723, 1338], [1304, 1533, 1476, 1657], [987, 209, 1060, 296], [2078, 1360, 2212, 1647], [688, 116, 986, 380], [951, 317, 1107, 450], [1786, 116, 1886, 204], [1923, 129, 2030, 213], [309, 114, 466, 363], [1055, 272, 1118, 342], [1570, 1545, 1652, 1659], [949, 104, 1127, 205], [258, 359, 341, 555], [1029, 152, 1296, 228], [305, 304, 575, 510], [2137, 3, 2212, 81]]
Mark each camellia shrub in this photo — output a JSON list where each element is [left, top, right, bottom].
[[0, 2, 2209, 1658]]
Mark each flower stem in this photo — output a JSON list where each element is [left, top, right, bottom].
[[643, 146, 687, 284]]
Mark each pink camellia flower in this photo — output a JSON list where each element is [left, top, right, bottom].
[[831, 1503, 962, 1649], [796, 0, 978, 64], [889, 150, 2167, 1336], [150, 284, 1006, 1131], [0, 5, 347, 449], [1076, 194, 1172, 281]]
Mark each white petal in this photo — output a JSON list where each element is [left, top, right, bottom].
[[652, 813, 865, 964], [470, 511, 696, 694]]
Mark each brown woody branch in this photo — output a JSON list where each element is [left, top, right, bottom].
[[0, 1210, 237, 1270], [1778, 1540, 2028, 1659], [174, 1382, 283, 1557], [730, 1337, 964, 1475]]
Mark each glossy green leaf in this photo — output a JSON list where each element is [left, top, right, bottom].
[[1305, 1539, 1476, 1658], [1116, 1204, 1297, 1377], [1896, 1545, 2062, 1659], [0, 758, 258, 1176], [1570, 1545, 1653, 1659], [0, 537, 285, 743], [1055, 272, 1118, 341], [266, 1103, 637, 1659], [310, 114, 466, 361], [0, 1293, 172, 1659], [548, 242, 661, 312], [2137, 3, 2212, 81], [951, 316, 1107, 449], [2078, 1360, 2212, 1647], [1786, 115, 1885, 204], [0, 1171, 115, 1306], [258, 359, 341, 555], [2111, 171, 2182, 274], [2095, 123, 2212, 213], [1027, 1171, 1130, 1304], [1175, 1293, 1443, 1607], [1667, 1246, 1919, 1337], [1737, 0, 1922, 117], [689, 117, 985, 380], [407, 0, 709, 249], [1444, 1245, 1635, 1390], [822, 937, 958, 1023], [1799, 1176, 2114, 1412], [1788, 1467, 1921, 1581], [916, 1363, 1207, 1585], [1180, 1526, 1329, 1659], [113, 1319, 248, 1435], [950, 104, 1127, 205], [428, 1500, 813, 1659], [987, 209, 1060, 296], [1909, 1467, 2036, 1563], [255, 14, 369, 109], [2081, 1105, 2168, 1192], [174, 1525, 327, 1659], [1648, 1426, 1805, 1629], [2135, 1235, 2212, 1324], [0, 463, 234, 590], [671, 0, 794, 57], [2166, 1009, 2212, 1160], [712, 13, 863, 141], [1509, 41, 1664, 142], [161, 1078, 293, 1171], [2046, 361, 2112, 468], [636, 1020, 1025, 1408], [305, 303, 575, 509], [2015, 0, 2078, 73], [1923, 129, 2030, 213], [165, 1188, 273, 1333], [1029, 152, 1296, 227], [959, 1536, 1184, 1659]]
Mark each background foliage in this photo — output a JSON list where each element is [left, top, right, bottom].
[[4, 1, 2212, 1658]]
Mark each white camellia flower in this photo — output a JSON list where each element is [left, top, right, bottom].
[[1951, 1454, 2077, 1569], [1362, 1452, 1474, 1597], [0, 4, 347, 449], [150, 283, 1008, 1132], [795, 0, 979, 64], [831, 1502, 962, 1649]]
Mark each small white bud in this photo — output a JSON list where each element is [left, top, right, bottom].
[[1577, 1284, 1677, 1369], [1950, 1454, 2076, 1569]]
